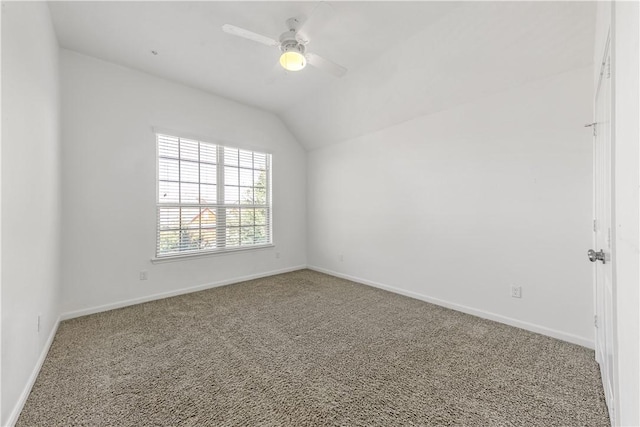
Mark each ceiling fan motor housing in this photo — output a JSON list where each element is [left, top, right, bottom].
[[279, 30, 306, 55]]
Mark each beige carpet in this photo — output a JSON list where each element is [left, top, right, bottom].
[[18, 269, 609, 426]]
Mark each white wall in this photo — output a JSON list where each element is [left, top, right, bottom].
[[60, 50, 306, 316], [1, 2, 62, 425], [612, 2, 640, 424], [307, 66, 594, 347]]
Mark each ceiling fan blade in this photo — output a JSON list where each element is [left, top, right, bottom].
[[222, 24, 280, 47], [296, 1, 335, 44], [306, 52, 347, 77]]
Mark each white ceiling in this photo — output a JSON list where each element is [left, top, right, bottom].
[[49, 1, 596, 150]]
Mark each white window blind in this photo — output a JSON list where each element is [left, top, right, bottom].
[[156, 133, 272, 258]]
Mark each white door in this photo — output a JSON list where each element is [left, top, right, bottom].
[[591, 32, 616, 423]]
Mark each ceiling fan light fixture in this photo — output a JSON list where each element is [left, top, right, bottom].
[[279, 46, 306, 71], [222, 16, 346, 77]]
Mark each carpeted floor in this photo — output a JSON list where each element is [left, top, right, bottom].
[[18, 269, 609, 426]]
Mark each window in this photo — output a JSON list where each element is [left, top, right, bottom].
[[156, 133, 271, 258]]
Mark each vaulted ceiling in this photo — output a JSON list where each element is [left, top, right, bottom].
[[49, 1, 596, 150]]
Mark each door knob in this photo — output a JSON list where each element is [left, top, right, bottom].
[[588, 249, 606, 264]]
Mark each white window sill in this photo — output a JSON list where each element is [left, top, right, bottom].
[[151, 244, 275, 264]]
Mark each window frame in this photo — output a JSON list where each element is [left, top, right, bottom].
[[152, 129, 273, 261]]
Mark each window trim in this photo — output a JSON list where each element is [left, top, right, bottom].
[[152, 128, 273, 260], [150, 243, 275, 264], [152, 127, 275, 155]]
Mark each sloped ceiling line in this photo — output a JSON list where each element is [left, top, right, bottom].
[[278, 1, 596, 150]]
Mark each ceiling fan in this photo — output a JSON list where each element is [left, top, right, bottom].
[[221, 7, 347, 77]]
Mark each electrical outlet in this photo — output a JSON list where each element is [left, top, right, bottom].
[[139, 270, 148, 281], [275, 252, 280, 259], [511, 285, 522, 298], [339, 254, 344, 262]]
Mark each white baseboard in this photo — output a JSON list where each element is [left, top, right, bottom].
[[60, 265, 307, 321], [6, 316, 61, 427], [307, 265, 594, 349]]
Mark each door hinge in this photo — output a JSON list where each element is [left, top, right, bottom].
[[594, 315, 598, 328], [607, 59, 611, 79], [608, 228, 612, 248], [593, 219, 597, 232]]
